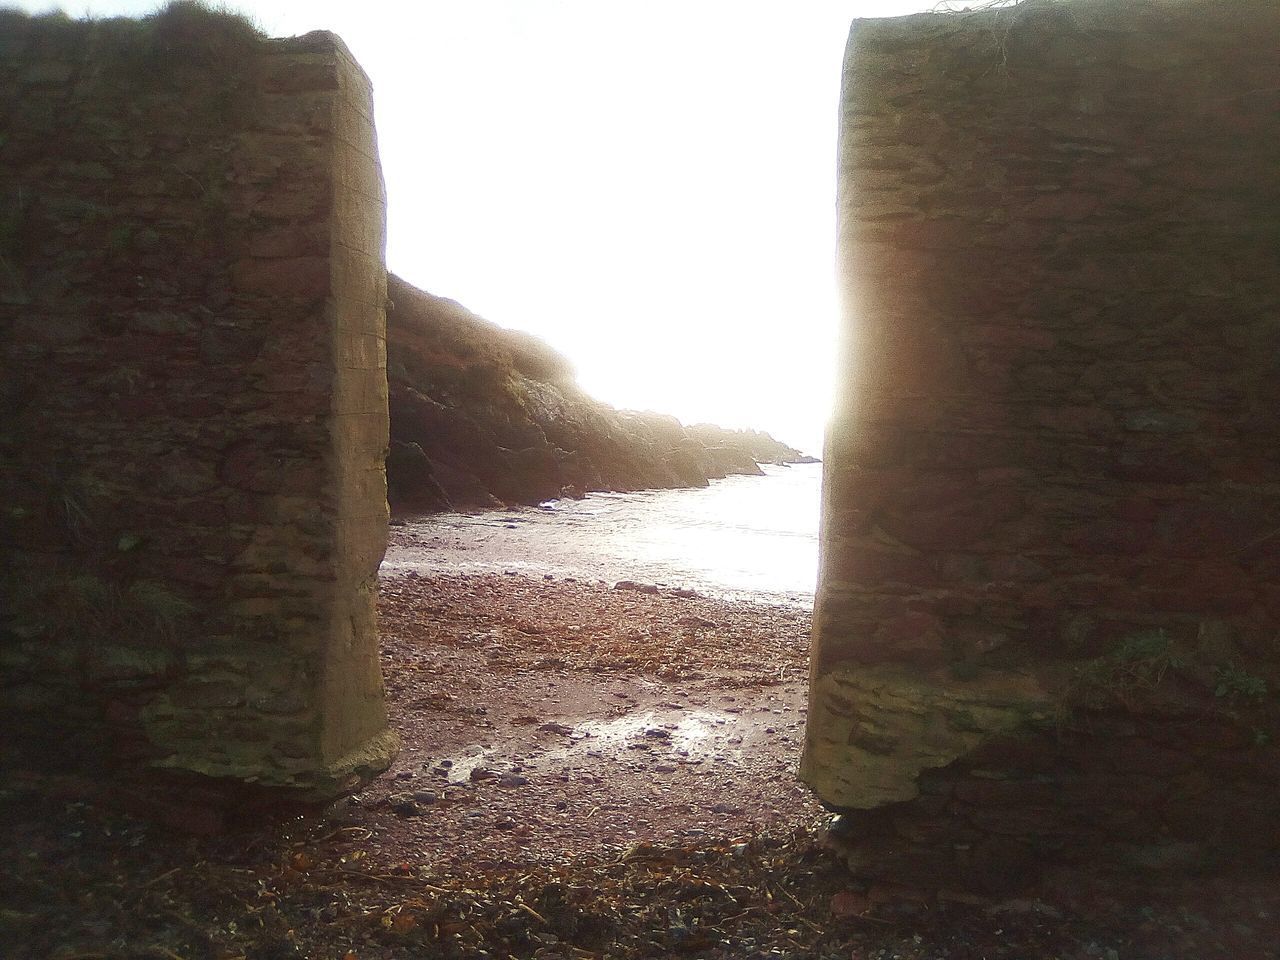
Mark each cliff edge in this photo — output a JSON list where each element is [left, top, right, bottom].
[[386, 275, 814, 514]]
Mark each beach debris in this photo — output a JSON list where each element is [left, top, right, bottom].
[[613, 580, 660, 594], [389, 793, 424, 818]]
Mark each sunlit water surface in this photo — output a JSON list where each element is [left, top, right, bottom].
[[381, 462, 822, 608]]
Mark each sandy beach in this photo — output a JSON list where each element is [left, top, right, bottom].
[[369, 568, 820, 871]]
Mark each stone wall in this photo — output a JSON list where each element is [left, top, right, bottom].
[[804, 0, 1280, 888], [0, 9, 396, 800]]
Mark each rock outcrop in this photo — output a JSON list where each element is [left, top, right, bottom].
[[386, 274, 812, 514]]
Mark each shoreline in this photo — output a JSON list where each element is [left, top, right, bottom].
[[383, 462, 823, 611]]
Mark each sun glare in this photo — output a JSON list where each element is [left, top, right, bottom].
[[13, 0, 938, 454]]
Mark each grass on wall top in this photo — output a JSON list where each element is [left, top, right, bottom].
[[0, 1, 265, 75]]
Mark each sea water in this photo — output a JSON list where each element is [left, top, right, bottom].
[[381, 462, 823, 608]]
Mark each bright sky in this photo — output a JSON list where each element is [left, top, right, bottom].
[[10, 0, 948, 455]]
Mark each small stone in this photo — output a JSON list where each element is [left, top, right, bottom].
[[655, 764, 677, 773], [439, 759, 453, 768], [499, 773, 530, 788], [389, 794, 420, 818], [830, 890, 871, 918], [394, 771, 414, 781], [677, 615, 718, 628], [470, 766, 495, 782], [614, 580, 659, 594], [709, 802, 741, 815], [643, 728, 671, 740], [412, 790, 438, 805], [495, 818, 517, 831]]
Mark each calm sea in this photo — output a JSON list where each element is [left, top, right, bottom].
[[381, 462, 823, 608]]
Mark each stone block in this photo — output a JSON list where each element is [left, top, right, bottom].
[[247, 223, 328, 259], [0, 15, 394, 801], [230, 256, 330, 300], [259, 53, 341, 94], [808, 0, 1280, 880]]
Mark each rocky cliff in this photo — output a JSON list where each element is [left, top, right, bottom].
[[386, 274, 813, 514]]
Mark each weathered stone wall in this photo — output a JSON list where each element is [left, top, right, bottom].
[[0, 10, 396, 799], [804, 0, 1280, 887]]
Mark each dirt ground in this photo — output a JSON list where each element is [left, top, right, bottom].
[[1, 570, 1278, 960]]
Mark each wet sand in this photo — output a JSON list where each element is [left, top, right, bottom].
[[365, 568, 821, 871], [382, 460, 822, 609]]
